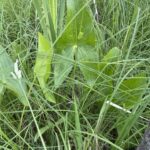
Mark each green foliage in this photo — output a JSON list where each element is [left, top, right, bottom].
[[0, 46, 28, 106], [34, 33, 52, 84], [34, 32, 55, 103], [54, 46, 75, 89], [77, 45, 99, 87], [0, 0, 150, 149], [56, 0, 96, 49], [74, 98, 83, 150], [115, 73, 147, 109], [0, 84, 4, 102], [54, 0, 97, 88], [33, 0, 149, 149], [102, 47, 121, 62]]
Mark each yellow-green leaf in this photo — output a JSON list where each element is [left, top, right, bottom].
[[34, 33, 55, 103], [102, 47, 121, 62]]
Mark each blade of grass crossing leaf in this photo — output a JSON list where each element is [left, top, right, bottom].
[[102, 47, 121, 62], [56, 0, 95, 51], [115, 73, 147, 109]]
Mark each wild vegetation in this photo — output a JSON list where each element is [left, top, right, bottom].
[[0, 0, 150, 149]]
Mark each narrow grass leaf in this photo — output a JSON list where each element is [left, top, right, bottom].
[[0, 84, 4, 102], [74, 98, 83, 150]]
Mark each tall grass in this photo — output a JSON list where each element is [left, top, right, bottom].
[[0, 0, 150, 150]]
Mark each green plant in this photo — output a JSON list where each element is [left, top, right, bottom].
[[0, 46, 28, 106], [32, 0, 149, 149], [0, 0, 150, 149]]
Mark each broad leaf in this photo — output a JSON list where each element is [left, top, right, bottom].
[[77, 45, 99, 87], [34, 33, 55, 103], [54, 0, 96, 88], [97, 47, 121, 97], [77, 47, 121, 88], [54, 46, 75, 89], [56, 0, 96, 51], [99, 47, 121, 76], [0, 46, 28, 106], [115, 73, 147, 109], [102, 47, 121, 62]]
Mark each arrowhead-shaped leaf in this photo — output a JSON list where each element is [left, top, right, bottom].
[[56, 0, 96, 51]]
